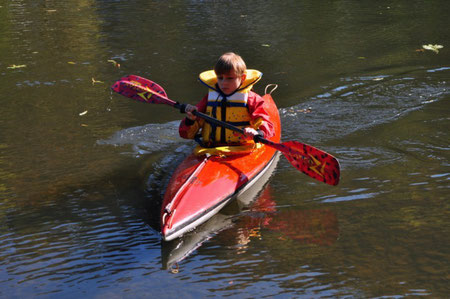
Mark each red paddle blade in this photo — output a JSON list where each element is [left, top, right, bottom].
[[111, 75, 176, 106], [280, 141, 340, 186]]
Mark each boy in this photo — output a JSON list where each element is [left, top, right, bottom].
[[179, 52, 274, 148]]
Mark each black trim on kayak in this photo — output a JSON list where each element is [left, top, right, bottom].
[[164, 152, 278, 241]]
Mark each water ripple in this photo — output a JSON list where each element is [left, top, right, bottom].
[[97, 120, 185, 156], [280, 69, 449, 144]]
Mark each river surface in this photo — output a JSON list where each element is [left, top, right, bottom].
[[1, 1, 449, 298]]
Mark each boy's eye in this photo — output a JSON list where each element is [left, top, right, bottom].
[[217, 75, 237, 81]]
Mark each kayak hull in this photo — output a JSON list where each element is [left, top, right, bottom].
[[161, 93, 281, 241]]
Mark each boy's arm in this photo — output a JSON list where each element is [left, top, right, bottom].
[[247, 92, 275, 139], [179, 95, 208, 139]]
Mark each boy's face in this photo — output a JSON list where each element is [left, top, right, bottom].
[[217, 70, 246, 95]]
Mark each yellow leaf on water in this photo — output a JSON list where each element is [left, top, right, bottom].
[[170, 264, 179, 274], [68, 61, 76, 64], [91, 78, 104, 85], [7, 64, 26, 69], [261, 44, 271, 47], [422, 44, 443, 54], [107, 59, 120, 68], [79, 110, 88, 116]]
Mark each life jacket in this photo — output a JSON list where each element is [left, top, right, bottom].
[[198, 69, 262, 145]]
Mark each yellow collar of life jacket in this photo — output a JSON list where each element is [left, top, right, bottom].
[[198, 69, 262, 93]]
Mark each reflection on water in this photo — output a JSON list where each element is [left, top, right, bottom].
[[1, 0, 449, 298], [161, 183, 339, 274]]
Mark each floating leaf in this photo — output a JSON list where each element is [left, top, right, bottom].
[[68, 61, 76, 64], [91, 78, 104, 85], [79, 110, 88, 116], [422, 44, 443, 54], [107, 59, 120, 68], [170, 264, 179, 274], [7, 64, 26, 69], [261, 44, 271, 47]]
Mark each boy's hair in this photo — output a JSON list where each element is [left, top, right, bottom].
[[214, 52, 246, 76]]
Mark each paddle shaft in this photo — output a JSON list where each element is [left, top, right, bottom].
[[177, 103, 285, 147], [181, 106, 243, 136]]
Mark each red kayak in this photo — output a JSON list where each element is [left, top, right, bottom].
[[160, 92, 281, 241]]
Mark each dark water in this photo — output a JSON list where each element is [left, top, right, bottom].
[[1, 1, 449, 298]]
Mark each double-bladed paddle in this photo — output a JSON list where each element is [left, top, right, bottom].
[[111, 75, 340, 186]]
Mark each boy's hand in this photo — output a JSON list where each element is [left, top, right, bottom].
[[185, 104, 198, 120], [243, 127, 260, 140]]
